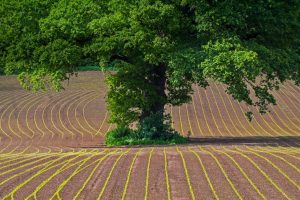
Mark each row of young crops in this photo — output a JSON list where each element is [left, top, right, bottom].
[[0, 72, 299, 199], [0, 146, 299, 199], [171, 82, 300, 137], [0, 74, 299, 145]]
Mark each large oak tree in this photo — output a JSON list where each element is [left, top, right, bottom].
[[1, 0, 299, 132]]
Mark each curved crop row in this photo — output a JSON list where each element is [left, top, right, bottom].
[[0, 147, 298, 199]]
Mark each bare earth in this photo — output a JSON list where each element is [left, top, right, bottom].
[[0, 71, 299, 199]]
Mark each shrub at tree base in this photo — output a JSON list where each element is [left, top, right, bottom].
[[105, 113, 187, 146], [105, 128, 187, 146]]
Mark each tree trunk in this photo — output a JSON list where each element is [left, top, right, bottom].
[[141, 63, 167, 120]]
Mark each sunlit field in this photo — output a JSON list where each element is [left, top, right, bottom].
[[0, 72, 299, 199]]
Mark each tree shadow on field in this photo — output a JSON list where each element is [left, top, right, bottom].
[[79, 136, 300, 149], [187, 136, 300, 147]]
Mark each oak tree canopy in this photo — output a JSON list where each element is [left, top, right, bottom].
[[1, 0, 299, 133]]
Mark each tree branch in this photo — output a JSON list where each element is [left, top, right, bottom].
[[109, 54, 131, 63]]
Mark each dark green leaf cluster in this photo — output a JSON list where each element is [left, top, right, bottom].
[[106, 63, 161, 126], [0, 64, 4, 75], [136, 112, 179, 140], [105, 113, 187, 146]]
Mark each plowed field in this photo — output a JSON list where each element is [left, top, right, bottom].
[[0, 71, 299, 199]]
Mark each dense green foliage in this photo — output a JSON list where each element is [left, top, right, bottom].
[[106, 130, 186, 146], [0, 66, 4, 75], [1, 0, 299, 142], [106, 113, 187, 146], [77, 65, 100, 72], [105, 114, 187, 146]]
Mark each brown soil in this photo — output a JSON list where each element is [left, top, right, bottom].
[[0, 72, 299, 199], [147, 148, 168, 200], [166, 148, 193, 199]]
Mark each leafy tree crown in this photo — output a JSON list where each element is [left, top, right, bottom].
[[1, 0, 299, 125]]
